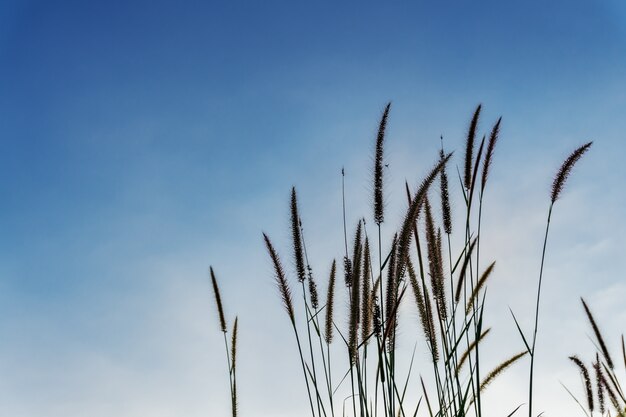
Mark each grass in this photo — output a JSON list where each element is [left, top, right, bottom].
[[566, 299, 626, 417], [211, 104, 593, 417]]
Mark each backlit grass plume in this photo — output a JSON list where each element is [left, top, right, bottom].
[[551, 142, 593, 203], [210, 266, 227, 333], [263, 233, 295, 325], [325, 260, 336, 344], [395, 153, 452, 280], [374, 102, 391, 225], [481, 351, 527, 391], [439, 146, 452, 235], [291, 187, 307, 283], [464, 104, 482, 190], [581, 298, 614, 369], [569, 355, 594, 414], [481, 117, 501, 194]]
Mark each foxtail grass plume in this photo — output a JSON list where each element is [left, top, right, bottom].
[[231, 317, 238, 373], [290, 187, 307, 282], [439, 146, 452, 235], [481, 117, 501, 193], [424, 198, 447, 320], [551, 142, 593, 203], [569, 355, 594, 413], [231, 317, 239, 417], [351, 221, 363, 287], [263, 233, 295, 325], [361, 238, 372, 344], [325, 260, 336, 344], [595, 357, 620, 413], [396, 153, 452, 281], [407, 257, 439, 362], [348, 237, 362, 362], [210, 266, 227, 333], [456, 328, 491, 375], [308, 268, 319, 310], [373, 303, 382, 338], [594, 355, 606, 415], [464, 104, 482, 190], [480, 351, 527, 391], [343, 256, 352, 287], [581, 298, 614, 369], [466, 261, 496, 315], [374, 102, 391, 225]]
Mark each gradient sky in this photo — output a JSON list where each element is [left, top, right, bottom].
[[1, 1, 626, 416]]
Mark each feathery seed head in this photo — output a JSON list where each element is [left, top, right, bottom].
[[374, 102, 391, 225], [210, 266, 227, 333], [263, 233, 295, 325], [464, 104, 482, 190], [551, 142, 592, 203]]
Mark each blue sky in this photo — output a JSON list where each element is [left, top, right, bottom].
[[1, 1, 626, 416]]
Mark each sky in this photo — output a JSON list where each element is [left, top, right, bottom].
[[1, 1, 626, 416]]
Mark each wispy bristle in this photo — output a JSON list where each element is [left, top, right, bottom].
[[396, 153, 453, 281], [263, 233, 295, 325], [290, 187, 307, 283], [374, 102, 391, 225], [569, 355, 594, 413], [551, 142, 593, 203], [439, 146, 452, 235], [480, 351, 527, 391], [464, 104, 482, 190], [325, 260, 336, 344], [210, 266, 227, 333], [481, 117, 501, 193], [581, 298, 614, 369]]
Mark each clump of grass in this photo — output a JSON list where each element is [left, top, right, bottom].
[[568, 299, 626, 417], [211, 103, 594, 417]]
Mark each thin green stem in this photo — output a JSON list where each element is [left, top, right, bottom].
[[528, 203, 553, 417]]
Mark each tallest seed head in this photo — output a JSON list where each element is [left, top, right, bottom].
[[290, 187, 306, 283], [551, 142, 592, 204], [374, 102, 391, 225]]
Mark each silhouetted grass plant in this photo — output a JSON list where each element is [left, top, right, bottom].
[[566, 298, 626, 417], [211, 104, 593, 417]]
